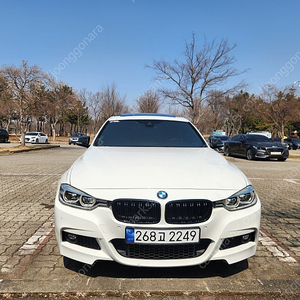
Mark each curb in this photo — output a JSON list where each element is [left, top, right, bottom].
[[0, 144, 60, 155]]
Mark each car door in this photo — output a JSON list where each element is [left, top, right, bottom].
[[238, 135, 248, 157], [40, 133, 47, 143], [227, 135, 240, 155]]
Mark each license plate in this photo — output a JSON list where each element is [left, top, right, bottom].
[[125, 227, 200, 244], [271, 151, 282, 155]]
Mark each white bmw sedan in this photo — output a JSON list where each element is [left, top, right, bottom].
[[55, 114, 261, 268]]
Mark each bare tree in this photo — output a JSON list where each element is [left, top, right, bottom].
[[41, 81, 76, 140], [225, 91, 258, 135], [147, 34, 245, 127], [0, 61, 47, 145], [203, 90, 228, 133], [0, 75, 14, 131], [135, 90, 161, 113], [86, 90, 102, 135], [100, 83, 128, 121], [260, 85, 300, 141]]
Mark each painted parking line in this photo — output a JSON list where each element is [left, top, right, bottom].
[[249, 177, 300, 183], [0, 173, 62, 176], [259, 229, 298, 264], [283, 179, 300, 185], [0, 215, 55, 275]]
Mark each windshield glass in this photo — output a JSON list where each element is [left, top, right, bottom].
[[94, 120, 207, 147], [218, 136, 230, 141], [246, 135, 270, 142]]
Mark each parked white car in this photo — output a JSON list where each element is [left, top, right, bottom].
[[19, 132, 48, 144], [55, 114, 261, 268]]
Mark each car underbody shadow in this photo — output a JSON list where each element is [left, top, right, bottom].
[[63, 256, 248, 279]]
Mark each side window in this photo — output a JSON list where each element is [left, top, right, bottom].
[[231, 135, 239, 141], [238, 135, 244, 142]]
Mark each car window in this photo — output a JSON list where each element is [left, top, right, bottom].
[[230, 135, 240, 141], [238, 134, 245, 142], [219, 136, 230, 141], [245, 135, 270, 142], [94, 120, 207, 147]]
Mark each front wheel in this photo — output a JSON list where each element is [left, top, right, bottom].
[[224, 147, 230, 156], [246, 149, 254, 160]]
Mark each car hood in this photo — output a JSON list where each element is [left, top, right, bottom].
[[67, 147, 248, 191], [248, 141, 285, 148]]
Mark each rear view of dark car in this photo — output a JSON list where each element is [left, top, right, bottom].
[[0, 129, 9, 143], [224, 134, 289, 161], [272, 138, 292, 150], [207, 135, 230, 152], [284, 138, 300, 150]]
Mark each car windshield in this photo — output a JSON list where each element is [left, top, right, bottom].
[[94, 120, 207, 147], [27, 132, 38, 136], [218, 136, 230, 141], [245, 135, 271, 142]]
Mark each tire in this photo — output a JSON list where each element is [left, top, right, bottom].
[[45, 139, 48, 144], [4, 137, 8, 143], [246, 149, 254, 160], [224, 147, 230, 157], [36, 139, 39, 144]]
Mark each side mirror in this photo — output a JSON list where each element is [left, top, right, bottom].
[[76, 136, 90, 148]]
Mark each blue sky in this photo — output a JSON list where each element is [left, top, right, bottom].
[[1, 0, 300, 106]]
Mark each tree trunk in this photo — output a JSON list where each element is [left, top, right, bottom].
[[51, 123, 56, 141], [281, 122, 285, 144]]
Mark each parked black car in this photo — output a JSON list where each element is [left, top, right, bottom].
[[284, 138, 300, 150], [207, 135, 230, 152], [69, 132, 89, 145], [224, 134, 289, 161], [0, 129, 9, 143], [272, 138, 292, 150]]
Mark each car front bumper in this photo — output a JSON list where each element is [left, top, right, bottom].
[[254, 148, 289, 159], [55, 189, 261, 268]]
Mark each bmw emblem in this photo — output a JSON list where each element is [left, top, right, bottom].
[[157, 191, 168, 199]]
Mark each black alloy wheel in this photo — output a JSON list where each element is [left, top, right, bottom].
[[224, 147, 230, 156], [246, 148, 254, 160]]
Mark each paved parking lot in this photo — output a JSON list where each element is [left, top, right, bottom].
[[0, 146, 299, 299]]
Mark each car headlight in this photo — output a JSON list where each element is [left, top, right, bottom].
[[252, 146, 265, 151], [220, 185, 257, 211], [59, 184, 110, 210]]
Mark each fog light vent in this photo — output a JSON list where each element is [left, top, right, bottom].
[[220, 232, 255, 250], [62, 230, 101, 250], [66, 233, 78, 243]]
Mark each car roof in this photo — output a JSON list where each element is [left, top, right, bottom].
[[108, 113, 189, 122]]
